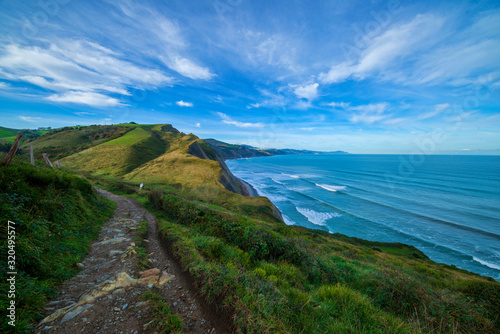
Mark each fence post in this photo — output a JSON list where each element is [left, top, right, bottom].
[[30, 142, 35, 166], [2, 134, 23, 167], [42, 153, 54, 168]]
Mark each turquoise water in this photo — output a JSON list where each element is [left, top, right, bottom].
[[227, 154, 500, 281]]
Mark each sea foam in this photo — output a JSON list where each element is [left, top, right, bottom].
[[473, 257, 500, 271], [316, 184, 346, 192], [296, 207, 341, 226]]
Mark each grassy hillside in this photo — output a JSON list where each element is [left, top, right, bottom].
[[0, 157, 115, 332], [22, 125, 132, 161], [0, 127, 48, 153], [56, 124, 280, 221], [144, 190, 500, 333], [62, 127, 166, 176]]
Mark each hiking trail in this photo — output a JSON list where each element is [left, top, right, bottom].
[[34, 188, 229, 334]]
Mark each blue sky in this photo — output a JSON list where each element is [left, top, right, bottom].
[[0, 0, 499, 154]]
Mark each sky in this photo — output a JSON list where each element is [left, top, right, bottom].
[[0, 0, 499, 154]]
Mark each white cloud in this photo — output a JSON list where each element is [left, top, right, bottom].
[[247, 103, 262, 109], [417, 103, 450, 120], [0, 42, 172, 106], [348, 103, 391, 124], [19, 116, 42, 122], [75, 111, 94, 116], [176, 100, 194, 107], [0, 82, 9, 89], [320, 14, 445, 84], [293, 83, 319, 100], [326, 101, 350, 109], [217, 112, 264, 128], [195, 122, 201, 128], [167, 57, 215, 80], [252, 89, 287, 108], [409, 11, 500, 85], [321, 11, 500, 87], [46, 91, 124, 107]]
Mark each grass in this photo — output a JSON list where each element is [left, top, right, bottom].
[[22, 125, 132, 160], [101, 127, 151, 146], [0, 157, 115, 333], [144, 189, 500, 333], [61, 127, 165, 176], [0, 127, 46, 145], [136, 220, 150, 270], [140, 289, 184, 333]]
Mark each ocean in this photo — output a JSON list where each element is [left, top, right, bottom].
[[226, 154, 500, 281]]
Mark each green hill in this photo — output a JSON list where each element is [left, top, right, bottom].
[[0, 126, 48, 152], [22, 125, 132, 160], [43, 124, 281, 221]]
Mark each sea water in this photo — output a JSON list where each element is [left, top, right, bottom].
[[226, 154, 500, 281]]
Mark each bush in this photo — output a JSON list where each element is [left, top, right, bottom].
[[0, 161, 115, 332]]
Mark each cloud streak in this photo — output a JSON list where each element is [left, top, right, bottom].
[[320, 14, 444, 84], [176, 100, 194, 107], [0, 42, 172, 106], [217, 112, 264, 128]]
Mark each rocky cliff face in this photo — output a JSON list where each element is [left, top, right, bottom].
[[205, 138, 348, 160], [204, 139, 271, 160]]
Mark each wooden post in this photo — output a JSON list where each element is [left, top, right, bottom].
[[2, 134, 23, 167], [42, 153, 54, 168], [30, 142, 35, 166]]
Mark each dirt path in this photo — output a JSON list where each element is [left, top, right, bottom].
[[34, 188, 229, 334]]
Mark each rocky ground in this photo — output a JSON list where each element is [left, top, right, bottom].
[[34, 188, 230, 334]]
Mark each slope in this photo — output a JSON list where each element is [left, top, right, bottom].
[[50, 124, 281, 221], [22, 125, 132, 160], [0, 156, 115, 332], [61, 127, 166, 176]]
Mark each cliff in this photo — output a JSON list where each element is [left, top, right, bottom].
[[205, 138, 348, 160]]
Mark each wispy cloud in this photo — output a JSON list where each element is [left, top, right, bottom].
[[0, 42, 171, 106], [107, 2, 215, 80], [167, 57, 215, 80], [217, 112, 264, 128], [320, 14, 444, 84], [247, 103, 262, 109], [19, 116, 42, 122], [176, 100, 194, 107], [417, 103, 450, 120], [293, 83, 319, 100], [326, 101, 350, 109], [47, 91, 125, 107], [349, 103, 391, 124]]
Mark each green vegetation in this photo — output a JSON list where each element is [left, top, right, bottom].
[[145, 190, 500, 333], [140, 289, 184, 333], [136, 220, 150, 270], [0, 127, 48, 153], [0, 157, 115, 333], [23, 125, 132, 160], [7, 123, 499, 333], [55, 124, 280, 221]]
